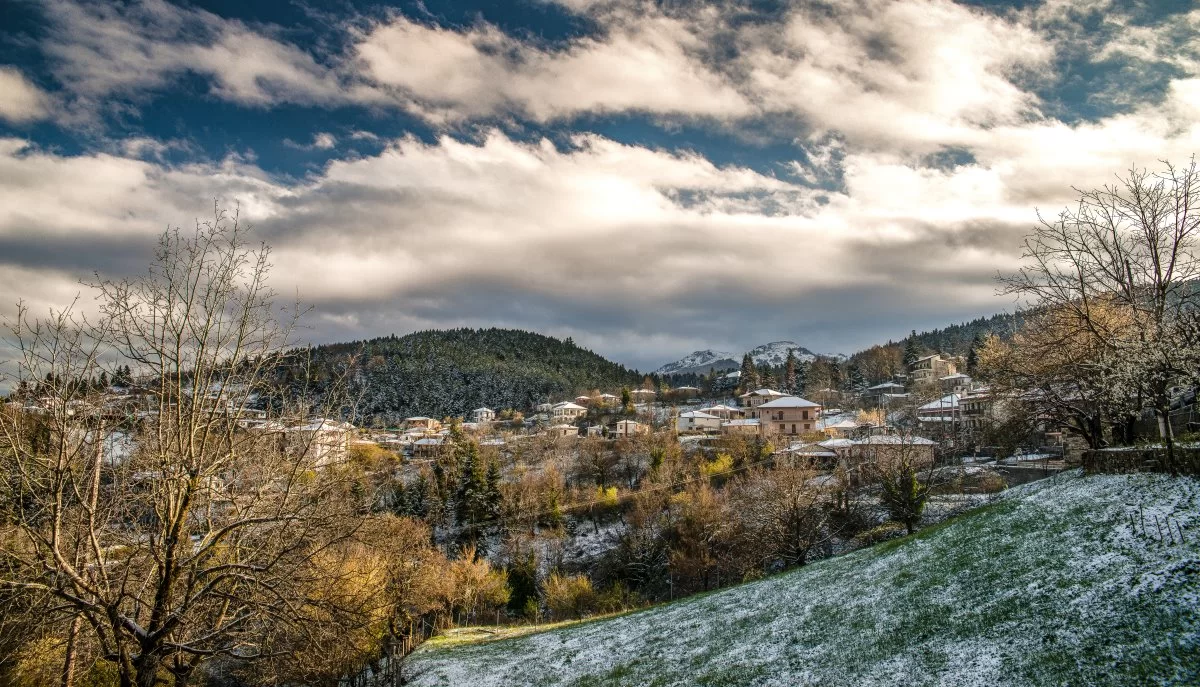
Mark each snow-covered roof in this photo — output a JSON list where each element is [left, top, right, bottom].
[[823, 419, 859, 429], [819, 438, 855, 449], [939, 373, 971, 381], [723, 419, 760, 426], [473, 407, 494, 413], [867, 382, 906, 391], [758, 396, 821, 409], [855, 435, 936, 445], [674, 386, 700, 391], [548, 423, 579, 430], [698, 404, 739, 412], [405, 416, 433, 422], [739, 388, 787, 398], [918, 394, 960, 411], [680, 411, 719, 419], [553, 402, 587, 411]]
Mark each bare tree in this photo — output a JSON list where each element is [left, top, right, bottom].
[[0, 206, 371, 687], [999, 159, 1200, 462]]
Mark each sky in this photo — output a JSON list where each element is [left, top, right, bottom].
[[0, 0, 1198, 372]]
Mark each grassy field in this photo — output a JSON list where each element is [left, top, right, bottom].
[[405, 471, 1200, 686]]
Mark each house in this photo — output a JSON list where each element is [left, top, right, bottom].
[[847, 434, 937, 469], [472, 407, 496, 424], [910, 354, 958, 384], [738, 389, 790, 414], [777, 443, 839, 469], [820, 417, 861, 437], [864, 382, 907, 407], [597, 393, 620, 405], [630, 389, 657, 402], [551, 401, 588, 423], [960, 387, 1009, 430], [575, 395, 593, 406], [412, 436, 446, 458], [612, 419, 647, 437], [404, 416, 442, 432], [544, 423, 580, 439], [916, 393, 960, 424], [536, 402, 553, 413], [585, 424, 604, 437], [757, 396, 823, 438], [672, 386, 701, 400], [677, 410, 722, 433], [721, 418, 760, 435], [253, 417, 354, 467], [696, 404, 742, 420], [939, 373, 972, 394]]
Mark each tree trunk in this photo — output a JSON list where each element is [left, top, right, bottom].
[[1158, 404, 1177, 474], [60, 615, 82, 687], [134, 653, 160, 687]]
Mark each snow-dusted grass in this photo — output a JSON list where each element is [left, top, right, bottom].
[[405, 471, 1200, 686]]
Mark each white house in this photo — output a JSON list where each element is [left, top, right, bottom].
[[738, 389, 790, 415], [545, 423, 580, 439], [696, 404, 742, 420], [472, 407, 496, 424], [630, 389, 657, 402], [677, 410, 721, 433], [612, 419, 647, 437], [757, 396, 823, 438], [552, 401, 588, 423], [721, 418, 760, 435]]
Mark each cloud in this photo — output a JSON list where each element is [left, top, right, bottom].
[[6, 1, 1200, 370], [284, 132, 338, 150], [0, 67, 52, 124], [38, 0, 365, 114], [352, 13, 751, 122]]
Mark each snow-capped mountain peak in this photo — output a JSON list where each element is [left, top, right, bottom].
[[654, 349, 735, 376], [746, 341, 816, 367], [655, 341, 821, 377]]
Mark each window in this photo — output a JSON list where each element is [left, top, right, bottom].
[[791, 424, 796, 434], [802, 410, 809, 420], [779, 424, 786, 432]]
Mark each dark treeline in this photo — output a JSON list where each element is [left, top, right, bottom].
[[274, 328, 645, 423]]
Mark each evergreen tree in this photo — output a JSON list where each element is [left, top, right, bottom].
[[739, 353, 760, 391], [966, 334, 982, 375], [902, 331, 921, 370], [795, 359, 809, 394], [847, 364, 867, 394], [784, 350, 797, 393]]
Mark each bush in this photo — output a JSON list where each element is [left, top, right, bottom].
[[850, 521, 908, 548], [542, 573, 597, 620], [595, 581, 641, 615]]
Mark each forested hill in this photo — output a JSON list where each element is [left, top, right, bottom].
[[290, 328, 643, 423], [907, 311, 1023, 355]]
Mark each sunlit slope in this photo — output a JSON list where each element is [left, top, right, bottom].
[[406, 472, 1200, 687]]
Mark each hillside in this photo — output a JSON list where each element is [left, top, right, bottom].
[[405, 472, 1199, 686], [656, 340, 819, 376], [285, 328, 643, 423]]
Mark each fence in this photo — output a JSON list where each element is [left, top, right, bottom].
[[1081, 447, 1200, 477]]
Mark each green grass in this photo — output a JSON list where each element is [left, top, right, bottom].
[[406, 472, 1200, 686]]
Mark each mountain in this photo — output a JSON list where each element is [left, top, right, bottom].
[[655, 341, 819, 376], [279, 328, 642, 423], [745, 340, 817, 367], [406, 472, 1200, 686], [653, 349, 737, 376]]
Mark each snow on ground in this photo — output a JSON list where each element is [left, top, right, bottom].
[[405, 471, 1200, 686]]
